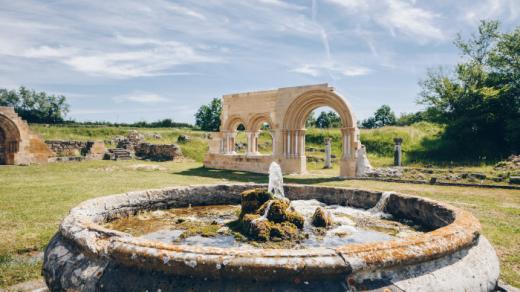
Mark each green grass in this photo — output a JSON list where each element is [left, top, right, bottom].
[[0, 160, 519, 287], [30, 123, 449, 167]]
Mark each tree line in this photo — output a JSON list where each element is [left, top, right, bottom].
[[0, 86, 69, 123]]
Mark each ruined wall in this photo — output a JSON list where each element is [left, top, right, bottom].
[[46, 140, 106, 160], [46, 140, 88, 156], [134, 143, 182, 161], [0, 107, 54, 165]]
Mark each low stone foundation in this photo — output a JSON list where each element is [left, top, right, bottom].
[[45, 140, 106, 160], [46, 140, 87, 156], [134, 143, 182, 161], [204, 153, 274, 173]]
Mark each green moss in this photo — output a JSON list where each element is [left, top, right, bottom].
[[249, 219, 271, 241], [311, 207, 334, 228], [177, 220, 222, 239], [239, 188, 273, 217], [269, 222, 299, 240], [286, 211, 305, 229], [258, 199, 289, 223]]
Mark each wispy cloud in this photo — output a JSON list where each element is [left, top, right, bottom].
[[18, 36, 220, 78], [326, 0, 445, 41], [291, 63, 371, 77], [113, 92, 170, 104]]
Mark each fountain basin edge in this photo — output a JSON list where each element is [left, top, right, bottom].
[[43, 183, 499, 291]]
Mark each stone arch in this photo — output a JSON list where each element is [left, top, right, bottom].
[[281, 89, 358, 177], [223, 115, 248, 132], [247, 113, 274, 156], [0, 113, 21, 165], [283, 89, 356, 129], [247, 113, 273, 132]]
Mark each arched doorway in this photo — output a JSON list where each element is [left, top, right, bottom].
[[247, 114, 274, 156], [282, 89, 358, 177], [0, 113, 21, 165], [220, 115, 247, 155]]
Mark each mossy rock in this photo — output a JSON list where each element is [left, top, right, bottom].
[[270, 222, 299, 240], [256, 199, 304, 230], [311, 207, 334, 228], [286, 211, 305, 229], [257, 199, 289, 223], [237, 213, 301, 242], [240, 188, 273, 217]]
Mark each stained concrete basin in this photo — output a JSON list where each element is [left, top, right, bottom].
[[43, 184, 499, 291]]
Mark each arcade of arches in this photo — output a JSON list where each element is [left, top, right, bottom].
[[0, 107, 53, 165], [204, 84, 363, 177]]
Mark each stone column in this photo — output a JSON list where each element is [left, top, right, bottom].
[[223, 132, 236, 154], [340, 127, 357, 177], [324, 138, 332, 169], [394, 137, 403, 166], [252, 131, 261, 155], [246, 132, 254, 156], [270, 131, 275, 156]]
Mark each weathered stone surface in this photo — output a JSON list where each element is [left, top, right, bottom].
[[106, 148, 132, 160], [134, 143, 182, 161], [0, 106, 53, 165], [311, 206, 334, 228], [85, 141, 106, 160], [43, 184, 500, 291], [45, 140, 106, 160], [45, 140, 86, 156]]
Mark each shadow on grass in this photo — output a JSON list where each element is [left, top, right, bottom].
[[176, 167, 344, 185]]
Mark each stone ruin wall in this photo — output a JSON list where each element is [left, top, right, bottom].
[[45, 140, 106, 160], [134, 143, 182, 161], [0, 107, 54, 165]]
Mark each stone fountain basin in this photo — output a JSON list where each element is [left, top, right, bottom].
[[43, 184, 499, 291]]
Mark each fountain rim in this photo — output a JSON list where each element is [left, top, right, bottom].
[[58, 183, 481, 280]]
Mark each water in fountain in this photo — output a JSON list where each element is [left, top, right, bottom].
[[369, 192, 393, 213], [252, 162, 285, 225], [268, 162, 285, 199]]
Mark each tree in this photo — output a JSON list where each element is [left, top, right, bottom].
[[361, 105, 396, 128], [418, 20, 519, 159], [396, 112, 425, 126], [0, 86, 69, 123], [194, 98, 222, 131], [305, 112, 316, 128], [315, 111, 341, 128]]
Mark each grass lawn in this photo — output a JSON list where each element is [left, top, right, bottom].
[[1, 160, 519, 288]]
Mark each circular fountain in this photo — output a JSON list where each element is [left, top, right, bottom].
[[43, 163, 499, 291]]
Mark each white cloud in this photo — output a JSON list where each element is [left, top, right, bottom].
[[326, 0, 445, 41], [256, 0, 306, 10], [341, 66, 371, 76], [20, 37, 220, 78], [382, 0, 444, 41], [291, 63, 371, 77], [291, 64, 320, 77], [113, 92, 170, 103], [463, 0, 520, 25], [161, 2, 206, 20], [23, 46, 77, 58]]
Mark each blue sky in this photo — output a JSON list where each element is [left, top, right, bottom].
[[0, 0, 519, 123]]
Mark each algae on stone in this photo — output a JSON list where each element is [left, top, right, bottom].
[[311, 207, 334, 228], [240, 188, 273, 217], [233, 189, 306, 242]]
